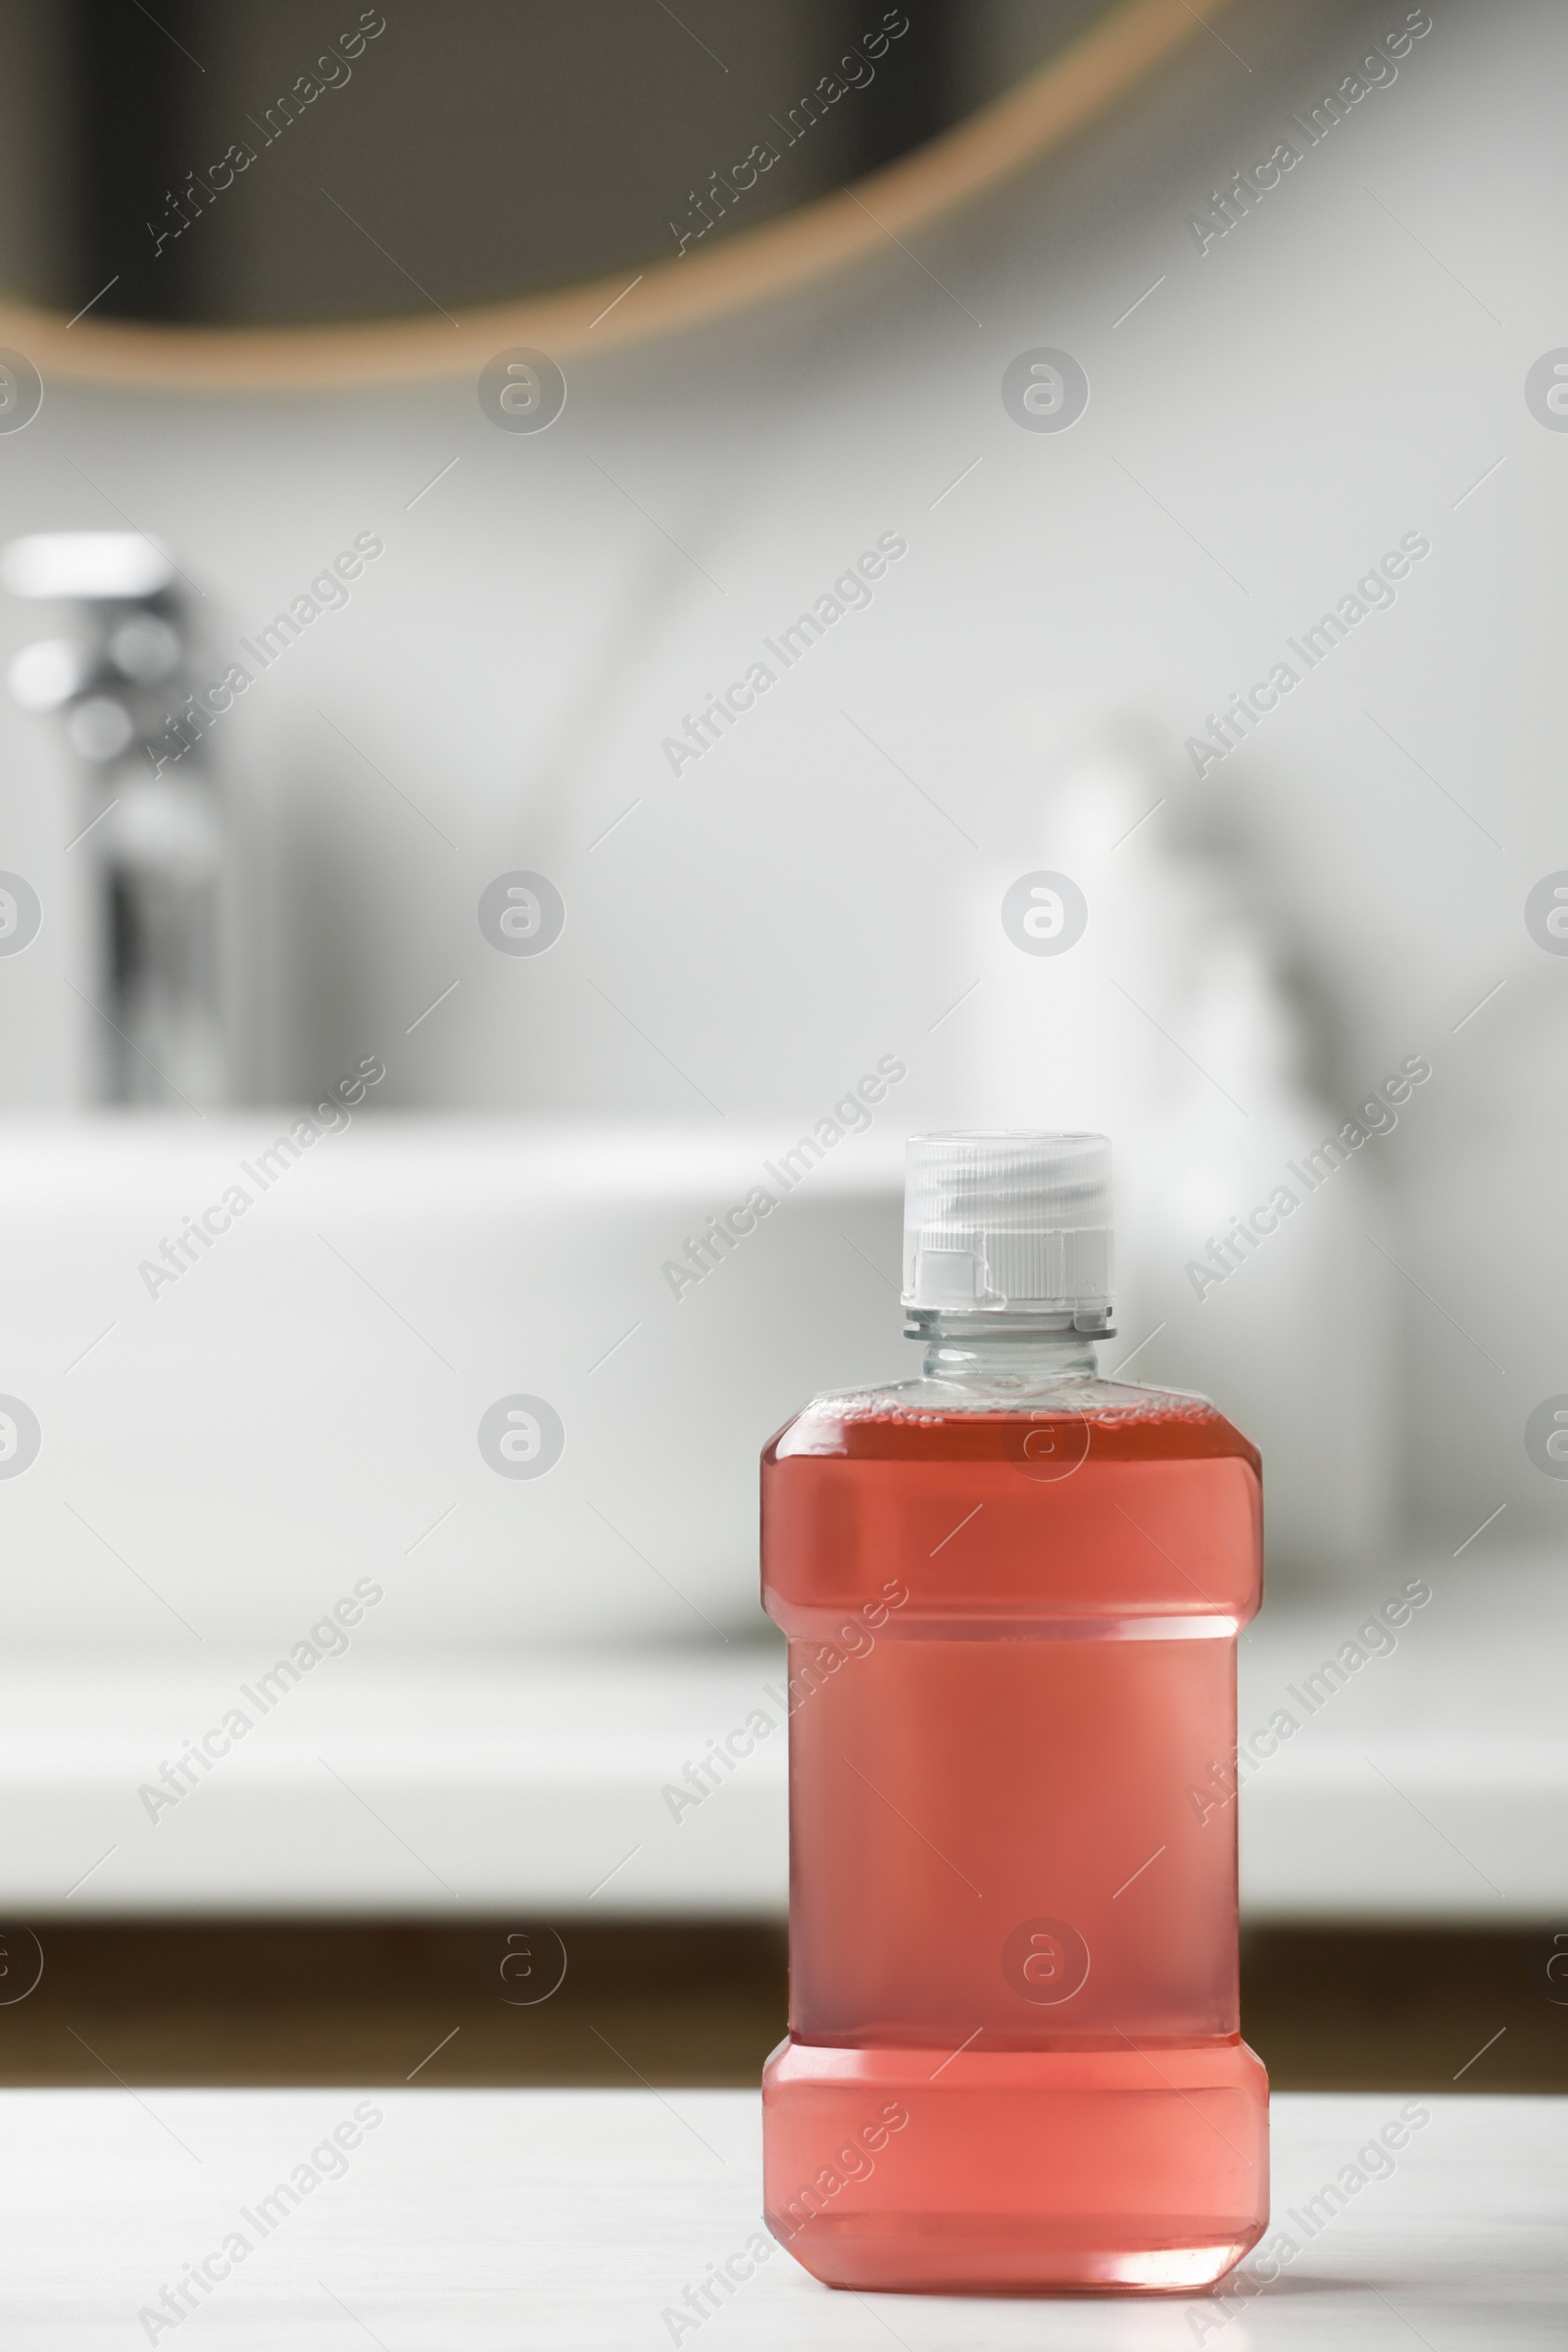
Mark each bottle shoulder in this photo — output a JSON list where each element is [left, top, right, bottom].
[[764, 1375, 1259, 1473]]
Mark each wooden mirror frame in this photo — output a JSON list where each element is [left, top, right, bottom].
[[0, 0, 1233, 392]]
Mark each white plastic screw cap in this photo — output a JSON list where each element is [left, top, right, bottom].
[[902, 1131, 1113, 1321]]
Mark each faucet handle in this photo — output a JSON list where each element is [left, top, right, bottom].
[[1, 531, 176, 602], [6, 538, 190, 756]]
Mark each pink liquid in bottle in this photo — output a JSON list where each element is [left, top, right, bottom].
[[760, 1133, 1268, 2294]]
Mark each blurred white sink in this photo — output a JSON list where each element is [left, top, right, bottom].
[[0, 1115, 907, 1650], [0, 1113, 898, 1918]]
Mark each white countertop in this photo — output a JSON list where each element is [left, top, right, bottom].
[[5, 2088, 1562, 2346], [4, 1548, 1563, 1920]]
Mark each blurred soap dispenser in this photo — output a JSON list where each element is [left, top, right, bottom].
[[966, 699, 1396, 1588], [1135, 860, 1397, 1589], [5, 531, 234, 1109]]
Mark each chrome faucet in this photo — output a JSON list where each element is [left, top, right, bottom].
[[4, 533, 231, 1108]]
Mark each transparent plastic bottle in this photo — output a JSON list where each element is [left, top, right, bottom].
[[760, 1133, 1268, 2294]]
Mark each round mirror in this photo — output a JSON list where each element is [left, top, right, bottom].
[[0, 0, 1224, 384]]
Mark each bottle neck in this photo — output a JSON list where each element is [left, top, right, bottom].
[[909, 1313, 1101, 1389]]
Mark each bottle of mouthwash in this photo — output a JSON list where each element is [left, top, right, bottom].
[[760, 1132, 1268, 2293]]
